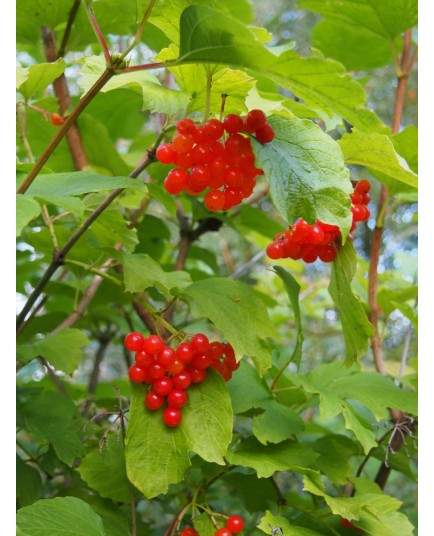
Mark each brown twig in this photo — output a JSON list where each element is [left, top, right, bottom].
[[42, 25, 88, 170], [58, 0, 82, 58]]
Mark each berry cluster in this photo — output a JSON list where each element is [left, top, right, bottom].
[[180, 515, 244, 536], [155, 110, 274, 212], [125, 332, 239, 427], [265, 179, 371, 264]]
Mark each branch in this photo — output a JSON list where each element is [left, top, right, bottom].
[[17, 67, 114, 194], [42, 25, 88, 170], [16, 146, 158, 333], [58, 0, 82, 58]]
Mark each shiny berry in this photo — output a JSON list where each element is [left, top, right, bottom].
[[50, 113, 64, 126], [191, 333, 210, 353], [164, 168, 188, 194], [223, 114, 243, 134], [153, 376, 173, 396], [167, 389, 188, 409], [176, 118, 196, 135], [145, 391, 165, 410], [163, 407, 182, 427], [246, 109, 267, 131], [172, 371, 192, 390], [156, 143, 177, 164], [124, 332, 145, 351], [143, 335, 165, 355], [255, 124, 274, 143], [205, 189, 225, 212], [215, 529, 232, 536], [128, 364, 148, 383], [226, 515, 244, 534]]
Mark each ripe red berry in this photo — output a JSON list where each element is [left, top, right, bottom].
[[205, 189, 225, 212], [177, 342, 194, 364], [204, 118, 224, 140], [246, 109, 267, 131], [153, 376, 173, 396], [180, 528, 199, 536], [124, 332, 145, 352], [215, 528, 232, 536], [172, 370, 192, 390], [156, 143, 177, 164], [145, 391, 165, 411], [226, 515, 244, 534], [164, 168, 188, 194], [266, 241, 284, 259], [176, 118, 196, 135], [157, 346, 176, 368], [143, 335, 165, 355], [128, 364, 148, 383], [209, 341, 225, 361], [149, 363, 166, 380], [167, 388, 188, 409], [172, 133, 195, 153], [191, 333, 210, 353], [163, 407, 182, 427], [191, 352, 212, 370], [355, 179, 371, 193], [318, 245, 337, 263], [167, 358, 185, 376], [50, 113, 64, 126], [135, 350, 154, 368], [223, 114, 244, 134], [255, 124, 274, 143], [190, 367, 207, 383]]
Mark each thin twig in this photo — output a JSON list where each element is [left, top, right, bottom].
[[58, 0, 82, 57]]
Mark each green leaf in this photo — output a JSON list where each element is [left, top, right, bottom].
[[176, 6, 386, 131], [16, 195, 41, 236], [193, 512, 216, 536], [377, 285, 418, 317], [16, 497, 106, 536], [32, 194, 85, 217], [77, 441, 131, 503], [311, 435, 360, 484], [123, 253, 192, 298], [252, 116, 353, 239], [310, 20, 393, 71], [125, 384, 190, 498], [180, 277, 278, 376], [16, 456, 43, 507], [17, 328, 90, 374], [339, 129, 418, 189], [22, 391, 85, 466], [342, 403, 378, 454], [272, 267, 304, 368], [79, 56, 191, 115], [392, 125, 418, 173], [253, 400, 305, 444], [225, 437, 318, 478], [328, 241, 374, 363], [125, 372, 232, 498], [258, 510, 323, 535], [17, 59, 66, 100], [24, 171, 142, 198], [181, 370, 233, 464], [299, 0, 418, 41], [222, 473, 276, 512], [227, 360, 271, 414]]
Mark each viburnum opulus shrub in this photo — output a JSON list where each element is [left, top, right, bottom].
[[16, 1, 418, 535]]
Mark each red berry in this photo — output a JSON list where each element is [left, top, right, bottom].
[[211, 360, 232, 381], [176, 118, 196, 135], [215, 529, 232, 536], [308, 225, 325, 244], [255, 124, 274, 143], [128, 364, 148, 383], [167, 388, 188, 409], [205, 189, 225, 212], [226, 515, 244, 534], [172, 370, 192, 390], [149, 363, 166, 380], [224, 166, 245, 188], [318, 245, 337, 263], [192, 143, 214, 164], [246, 109, 267, 131], [164, 168, 188, 194], [144, 391, 165, 411], [191, 333, 210, 353], [172, 133, 195, 153], [177, 342, 194, 364], [301, 245, 319, 263], [189, 165, 211, 190], [209, 341, 225, 361], [222, 187, 243, 210], [143, 335, 165, 355], [167, 358, 185, 376], [156, 143, 177, 164], [124, 332, 145, 352], [266, 241, 284, 259], [180, 528, 199, 536], [190, 367, 207, 383], [223, 114, 244, 134], [191, 352, 212, 370], [135, 350, 154, 368], [355, 179, 371, 193], [157, 346, 176, 368], [50, 113, 64, 126], [163, 407, 182, 427], [153, 376, 173, 396], [175, 151, 195, 169], [204, 118, 224, 140]]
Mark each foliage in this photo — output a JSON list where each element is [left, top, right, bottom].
[[16, 1, 418, 535]]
